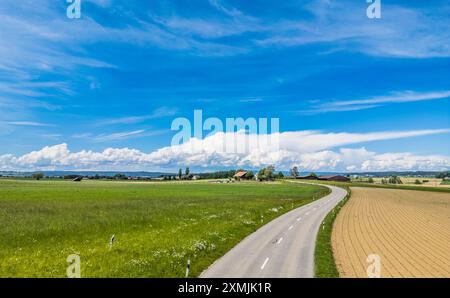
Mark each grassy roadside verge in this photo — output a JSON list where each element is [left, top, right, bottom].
[[314, 187, 351, 278]]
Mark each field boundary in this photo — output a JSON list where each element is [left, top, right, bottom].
[[345, 183, 450, 193], [287, 179, 450, 193], [314, 187, 351, 278]]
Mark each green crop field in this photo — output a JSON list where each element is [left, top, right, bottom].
[[0, 179, 328, 277]]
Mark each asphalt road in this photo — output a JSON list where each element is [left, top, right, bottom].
[[200, 183, 347, 278]]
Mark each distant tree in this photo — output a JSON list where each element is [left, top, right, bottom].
[[388, 176, 403, 184], [277, 171, 285, 179], [436, 171, 450, 179], [257, 168, 266, 181], [381, 178, 387, 184], [113, 173, 126, 180], [257, 166, 276, 181], [310, 172, 318, 178], [368, 177, 374, 183], [178, 169, 182, 180], [185, 167, 190, 176], [32, 172, 44, 180], [246, 171, 254, 180], [289, 166, 299, 178], [266, 166, 275, 180], [414, 179, 422, 185]]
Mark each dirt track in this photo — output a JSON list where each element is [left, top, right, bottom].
[[332, 187, 450, 277]]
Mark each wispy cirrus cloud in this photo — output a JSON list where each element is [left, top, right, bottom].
[[239, 97, 263, 103], [97, 106, 178, 125], [94, 129, 147, 142], [154, 0, 450, 59], [303, 90, 450, 114], [0, 81, 75, 98], [7, 121, 54, 127], [86, 0, 113, 8], [331, 90, 450, 107], [1, 0, 448, 90], [255, 1, 450, 58], [208, 0, 247, 18], [71, 129, 169, 143]]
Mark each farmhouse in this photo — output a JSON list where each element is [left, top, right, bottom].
[[234, 171, 249, 180], [317, 175, 350, 182], [296, 174, 318, 180]]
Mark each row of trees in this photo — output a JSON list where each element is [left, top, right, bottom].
[[256, 166, 284, 181], [352, 177, 375, 183], [380, 176, 403, 184], [436, 171, 450, 179], [177, 167, 190, 179]]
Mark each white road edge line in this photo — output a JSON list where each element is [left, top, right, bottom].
[[261, 257, 269, 270], [297, 217, 301, 221], [288, 225, 293, 230], [277, 237, 283, 244]]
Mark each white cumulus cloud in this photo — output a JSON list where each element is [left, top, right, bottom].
[[0, 128, 449, 172]]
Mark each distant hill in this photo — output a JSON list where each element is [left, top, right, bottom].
[[345, 171, 445, 177], [0, 170, 446, 178], [294, 171, 445, 177]]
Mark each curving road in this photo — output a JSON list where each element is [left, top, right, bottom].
[[200, 183, 347, 278]]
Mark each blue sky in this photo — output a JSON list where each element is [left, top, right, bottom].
[[0, 0, 449, 172]]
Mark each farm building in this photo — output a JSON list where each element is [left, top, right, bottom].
[[234, 171, 249, 180], [318, 175, 350, 182], [296, 174, 318, 180]]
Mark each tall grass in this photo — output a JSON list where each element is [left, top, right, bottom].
[[0, 179, 328, 277], [314, 187, 351, 278]]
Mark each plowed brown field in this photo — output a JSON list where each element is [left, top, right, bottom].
[[332, 187, 450, 277]]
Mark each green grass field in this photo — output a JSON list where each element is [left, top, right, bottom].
[[0, 179, 328, 277]]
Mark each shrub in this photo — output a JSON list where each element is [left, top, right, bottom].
[[388, 176, 403, 184], [31, 172, 44, 180]]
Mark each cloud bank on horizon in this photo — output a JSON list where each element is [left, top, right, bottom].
[[1, 129, 449, 172], [0, 0, 449, 172]]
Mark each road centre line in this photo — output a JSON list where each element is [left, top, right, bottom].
[[261, 257, 269, 270]]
